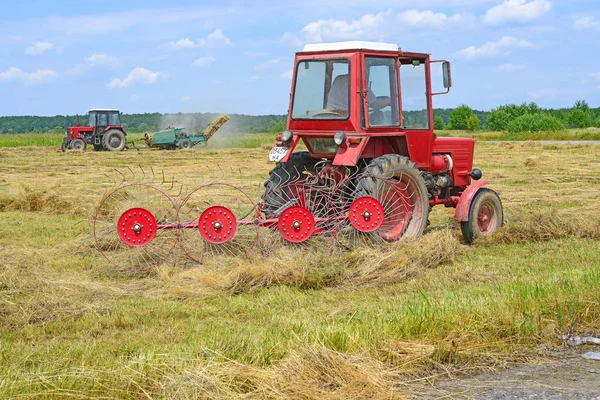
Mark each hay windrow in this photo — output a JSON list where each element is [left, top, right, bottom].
[[159, 230, 462, 296], [2, 184, 80, 214], [479, 207, 600, 245]]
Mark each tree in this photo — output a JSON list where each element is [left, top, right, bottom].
[[433, 116, 445, 130], [466, 115, 480, 131], [567, 109, 592, 128], [574, 99, 589, 113], [448, 105, 475, 130]]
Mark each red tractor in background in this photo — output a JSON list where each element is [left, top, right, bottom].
[[61, 109, 127, 152], [264, 41, 503, 244]]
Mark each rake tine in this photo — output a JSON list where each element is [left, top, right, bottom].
[[138, 165, 146, 182], [125, 166, 136, 182]]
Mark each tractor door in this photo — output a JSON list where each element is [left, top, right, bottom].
[[362, 56, 400, 129], [397, 56, 435, 167]]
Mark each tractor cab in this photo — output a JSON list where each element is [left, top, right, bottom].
[[89, 109, 121, 131], [272, 41, 453, 171], [62, 108, 127, 152]]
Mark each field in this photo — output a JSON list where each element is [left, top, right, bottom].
[[0, 137, 599, 398]]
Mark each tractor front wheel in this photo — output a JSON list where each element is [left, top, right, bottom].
[[102, 129, 126, 151], [461, 188, 503, 244], [60, 141, 69, 152], [262, 152, 321, 217], [357, 155, 429, 241], [70, 138, 87, 151]]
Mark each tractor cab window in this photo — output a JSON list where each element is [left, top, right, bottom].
[[400, 60, 429, 129], [364, 57, 399, 127], [89, 112, 97, 127], [291, 59, 349, 120], [97, 113, 109, 127], [108, 112, 120, 126]]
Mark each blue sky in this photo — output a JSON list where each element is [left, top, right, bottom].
[[1, 0, 599, 116]]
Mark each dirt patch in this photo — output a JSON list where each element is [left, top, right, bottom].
[[417, 348, 600, 399]]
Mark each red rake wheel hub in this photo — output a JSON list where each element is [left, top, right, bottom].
[[198, 206, 237, 244], [117, 208, 157, 247], [278, 206, 315, 243], [349, 196, 384, 233]]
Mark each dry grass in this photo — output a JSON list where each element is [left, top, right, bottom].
[[1, 143, 599, 398], [159, 346, 404, 399], [158, 230, 460, 297], [1, 184, 79, 214], [481, 207, 600, 245]]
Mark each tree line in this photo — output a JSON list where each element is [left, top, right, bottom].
[[1, 101, 599, 134]]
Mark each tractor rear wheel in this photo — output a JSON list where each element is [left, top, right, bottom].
[[178, 139, 192, 149], [70, 138, 87, 151], [356, 155, 429, 240], [262, 152, 320, 217], [461, 188, 503, 244], [102, 129, 126, 151]]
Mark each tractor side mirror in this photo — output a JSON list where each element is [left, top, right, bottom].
[[442, 62, 452, 89]]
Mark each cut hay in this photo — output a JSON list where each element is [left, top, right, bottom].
[[3, 184, 77, 214], [159, 229, 461, 296], [479, 207, 600, 245], [158, 345, 404, 399]]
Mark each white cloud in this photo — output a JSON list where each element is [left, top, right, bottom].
[[86, 53, 119, 66], [202, 29, 231, 47], [166, 29, 232, 50], [109, 67, 161, 88], [528, 87, 557, 99], [300, 10, 393, 43], [192, 56, 216, 67], [497, 63, 523, 72], [574, 15, 600, 30], [167, 38, 196, 50], [483, 0, 552, 25], [457, 36, 533, 59], [398, 10, 464, 29], [25, 41, 53, 55], [0, 67, 58, 84]]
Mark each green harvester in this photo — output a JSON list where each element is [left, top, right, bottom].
[[144, 114, 229, 150]]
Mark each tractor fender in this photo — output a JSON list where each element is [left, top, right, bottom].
[[454, 180, 489, 222]]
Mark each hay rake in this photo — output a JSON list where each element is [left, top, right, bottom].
[[90, 166, 421, 271]]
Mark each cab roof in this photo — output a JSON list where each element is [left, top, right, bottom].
[[89, 109, 119, 112], [302, 41, 399, 53]]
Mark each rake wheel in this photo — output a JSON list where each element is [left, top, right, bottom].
[[93, 183, 179, 271], [259, 180, 336, 252], [178, 182, 258, 263], [331, 169, 428, 249]]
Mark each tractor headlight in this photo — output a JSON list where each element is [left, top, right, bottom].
[[333, 131, 346, 146], [280, 130, 293, 142]]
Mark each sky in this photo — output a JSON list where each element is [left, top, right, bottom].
[[1, 0, 599, 116]]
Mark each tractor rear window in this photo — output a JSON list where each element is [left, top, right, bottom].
[[291, 60, 349, 120]]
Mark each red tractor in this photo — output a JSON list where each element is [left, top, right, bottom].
[[263, 41, 503, 244], [91, 41, 505, 271], [61, 109, 127, 152]]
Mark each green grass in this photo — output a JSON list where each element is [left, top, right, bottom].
[[0, 142, 598, 398], [437, 127, 600, 141], [3, 127, 600, 149], [0, 133, 65, 147]]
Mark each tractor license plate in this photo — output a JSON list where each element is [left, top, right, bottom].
[[269, 146, 289, 162]]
